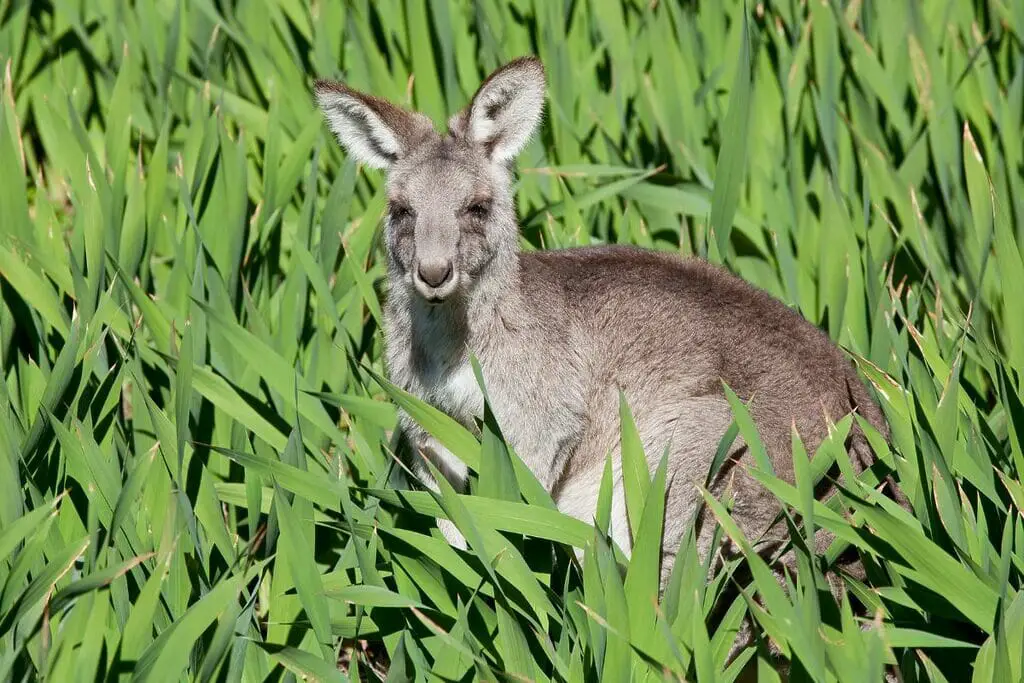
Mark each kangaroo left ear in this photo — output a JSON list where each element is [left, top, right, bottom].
[[315, 80, 435, 169], [449, 56, 546, 163]]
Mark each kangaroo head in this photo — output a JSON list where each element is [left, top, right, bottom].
[[315, 57, 546, 304]]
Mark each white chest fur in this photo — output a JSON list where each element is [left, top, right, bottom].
[[429, 361, 485, 427]]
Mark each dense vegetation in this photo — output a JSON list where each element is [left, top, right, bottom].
[[2, 0, 1023, 680]]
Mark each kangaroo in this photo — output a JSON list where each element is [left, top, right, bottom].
[[314, 57, 895, 595]]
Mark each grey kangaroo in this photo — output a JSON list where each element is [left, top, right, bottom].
[[314, 57, 894, 592]]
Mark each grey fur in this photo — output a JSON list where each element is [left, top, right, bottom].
[[315, 57, 894, 597]]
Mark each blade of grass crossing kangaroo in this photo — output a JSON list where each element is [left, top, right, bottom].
[[623, 450, 668, 653], [618, 392, 650, 544]]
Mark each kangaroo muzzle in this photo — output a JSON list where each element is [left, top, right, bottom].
[[412, 255, 459, 302]]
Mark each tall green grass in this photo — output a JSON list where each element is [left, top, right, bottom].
[[1, 0, 1023, 680]]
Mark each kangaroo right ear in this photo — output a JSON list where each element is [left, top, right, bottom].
[[449, 56, 546, 163], [315, 80, 434, 169]]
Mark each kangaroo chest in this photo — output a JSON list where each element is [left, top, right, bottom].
[[413, 349, 583, 489], [389, 300, 586, 489], [425, 360, 485, 429]]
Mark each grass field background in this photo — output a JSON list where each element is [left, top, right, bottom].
[[2, 0, 1024, 680]]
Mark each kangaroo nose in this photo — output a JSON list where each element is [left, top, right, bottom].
[[417, 260, 453, 288]]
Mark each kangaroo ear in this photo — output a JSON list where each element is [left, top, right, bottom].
[[450, 56, 546, 163], [315, 80, 434, 169]]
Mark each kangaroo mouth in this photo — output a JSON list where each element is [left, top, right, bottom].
[[412, 275, 459, 304]]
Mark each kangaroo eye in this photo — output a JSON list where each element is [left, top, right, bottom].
[[389, 204, 413, 222], [467, 202, 491, 220]]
